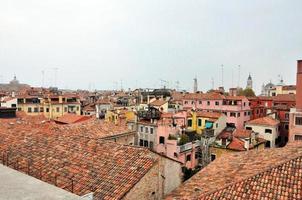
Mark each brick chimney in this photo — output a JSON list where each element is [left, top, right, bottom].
[[296, 60, 302, 111]]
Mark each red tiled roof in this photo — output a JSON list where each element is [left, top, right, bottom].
[[1, 97, 16, 102], [246, 116, 280, 127], [150, 99, 167, 106], [161, 113, 173, 118], [225, 96, 247, 101], [166, 142, 302, 200], [54, 114, 90, 124], [0, 116, 157, 199], [96, 99, 111, 104], [227, 137, 245, 151], [233, 129, 252, 138], [272, 94, 296, 102], [282, 85, 296, 90], [196, 111, 223, 119]]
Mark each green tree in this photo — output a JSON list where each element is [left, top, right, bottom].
[[238, 88, 256, 97]]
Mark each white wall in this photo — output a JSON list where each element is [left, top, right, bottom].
[[245, 124, 279, 148]]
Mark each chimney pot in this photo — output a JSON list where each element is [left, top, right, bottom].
[[296, 60, 302, 110]]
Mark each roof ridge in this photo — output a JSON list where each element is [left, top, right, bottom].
[[198, 153, 302, 199]]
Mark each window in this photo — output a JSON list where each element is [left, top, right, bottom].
[[159, 136, 165, 144], [243, 102, 246, 106], [237, 113, 240, 117], [295, 117, 302, 125], [18, 108, 21, 111], [149, 141, 154, 149], [140, 126, 143, 132], [246, 127, 252, 130], [64, 107, 67, 112], [56, 107, 60, 112], [230, 112, 236, 117], [184, 101, 188, 104], [34, 107, 38, 113], [11, 104, 16, 108], [46, 108, 49, 112], [265, 129, 272, 134], [199, 101, 202, 104], [211, 154, 216, 161], [40, 107, 44, 112], [77, 106, 79, 111], [285, 113, 289, 120], [294, 135, 302, 141], [198, 119, 202, 127], [145, 127, 149, 133], [265, 141, 271, 148], [144, 140, 148, 147], [222, 139, 226, 146], [186, 154, 191, 162], [216, 123, 218, 128], [187, 119, 193, 127], [215, 101, 219, 106], [285, 124, 289, 130], [28, 107, 32, 113], [191, 101, 194, 105], [139, 139, 144, 146], [150, 128, 154, 134], [207, 101, 210, 106]]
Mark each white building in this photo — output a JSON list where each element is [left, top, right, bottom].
[[0, 97, 17, 108], [245, 116, 280, 148]]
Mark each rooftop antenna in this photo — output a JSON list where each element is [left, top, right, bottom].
[[221, 64, 224, 87], [237, 65, 241, 88], [41, 70, 45, 88], [176, 80, 180, 91], [211, 77, 214, 90], [52, 67, 58, 87], [231, 68, 234, 88]]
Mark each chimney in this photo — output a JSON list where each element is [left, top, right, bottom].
[[296, 60, 302, 111]]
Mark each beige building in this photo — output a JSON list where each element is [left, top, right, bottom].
[[17, 94, 81, 119], [43, 94, 81, 119]]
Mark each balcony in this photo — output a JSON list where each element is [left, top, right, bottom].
[[176, 140, 201, 153]]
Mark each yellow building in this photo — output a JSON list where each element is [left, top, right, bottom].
[[186, 111, 226, 135], [17, 95, 44, 116], [43, 94, 81, 119], [105, 109, 136, 125]]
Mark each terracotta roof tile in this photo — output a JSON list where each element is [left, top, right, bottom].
[[54, 114, 91, 124], [272, 94, 296, 102], [246, 116, 280, 126], [0, 116, 156, 199], [166, 142, 302, 200], [233, 129, 252, 138]]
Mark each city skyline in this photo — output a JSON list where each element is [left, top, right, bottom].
[[1, 0, 301, 92]]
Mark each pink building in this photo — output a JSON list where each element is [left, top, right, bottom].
[[183, 92, 251, 129], [289, 60, 302, 142], [156, 112, 200, 169]]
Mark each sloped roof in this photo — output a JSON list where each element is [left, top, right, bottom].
[[233, 129, 252, 138], [246, 116, 280, 127], [150, 99, 167, 106], [226, 137, 245, 151], [54, 114, 90, 124], [272, 94, 296, 102], [0, 116, 158, 199], [196, 111, 223, 119], [166, 142, 302, 200]]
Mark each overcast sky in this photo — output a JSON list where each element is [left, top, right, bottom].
[[0, 0, 301, 94]]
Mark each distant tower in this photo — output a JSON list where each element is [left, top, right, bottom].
[[246, 73, 253, 89], [193, 77, 198, 93]]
